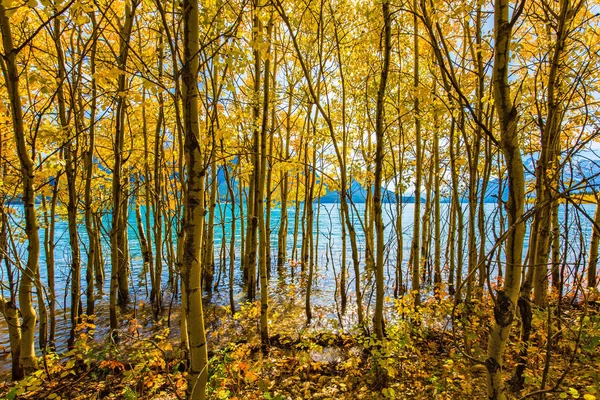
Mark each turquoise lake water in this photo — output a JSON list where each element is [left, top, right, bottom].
[[0, 201, 596, 370]]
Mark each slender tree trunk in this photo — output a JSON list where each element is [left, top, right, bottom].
[[244, 2, 262, 299], [448, 120, 459, 296], [466, 148, 480, 300], [84, 10, 100, 312], [421, 159, 433, 284], [277, 87, 293, 270], [257, 8, 273, 345], [551, 199, 561, 290], [0, 4, 40, 372], [373, 0, 391, 340], [474, 5, 488, 293], [53, 16, 82, 346], [238, 163, 245, 280], [134, 182, 152, 292], [0, 297, 22, 380], [486, 1, 525, 397], [110, 0, 139, 336], [433, 104, 442, 295], [94, 213, 105, 289], [182, 0, 208, 396], [118, 185, 131, 306], [588, 194, 600, 290], [531, 0, 578, 307], [305, 145, 316, 323], [203, 165, 217, 293], [274, 0, 364, 327], [478, 138, 492, 289], [41, 177, 59, 347], [265, 45, 277, 277], [292, 176, 301, 266], [410, 0, 422, 307], [152, 30, 165, 318], [222, 151, 237, 314], [0, 159, 22, 380]]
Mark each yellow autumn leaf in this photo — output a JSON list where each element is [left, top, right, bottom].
[[245, 370, 258, 383]]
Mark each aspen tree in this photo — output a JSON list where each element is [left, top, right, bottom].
[[153, 45, 165, 315], [330, 8, 349, 310], [274, 0, 365, 327], [303, 111, 316, 322], [530, 0, 583, 307], [139, 90, 156, 308], [244, 0, 263, 301], [84, 10, 101, 313], [0, 2, 41, 373], [465, 4, 484, 300], [181, 0, 209, 396], [265, 39, 278, 277], [588, 192, 600, 291], [222, 138, 237, 314], [409, 0, 423, 307], [139, 92, 155, 304], [433, 91, 442, 294], [40, 172, 59, 347], [52, 15, 82, 346], [258, 8, 274, 344], [0, 138, 21, 379], [421, 156, 433, 283], [373, 0, 391, 340], [486, 0, 526, 397], [448, 119, 460, 296], [204, 164, 217, 293], [390, 130, 405, 298], [110, 0, 140, 336], [277, 84, 294, 270]]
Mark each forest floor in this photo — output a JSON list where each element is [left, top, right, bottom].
[[0, 284, 599, 399]]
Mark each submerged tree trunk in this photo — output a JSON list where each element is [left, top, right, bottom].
[[274, 0, 365, 327], [531, 0, 579, 307], [433, 103, 442, 295], [258, 7, 273, 345], [84, 10, 100, 313], [244, 1, 262, 301], [222, 150, 237, 314], [588, 193, 600, 291], [410, 0, 422, 307], [203, 164, 217, 294], [52, 16, 82, 346], [0, 163, 22, 380], [110, 0, 139, 336], [0, 297, 22, 381], [277, 87, 293, 271], [153, 31, 165, 317], [41, 178, 59, 347]]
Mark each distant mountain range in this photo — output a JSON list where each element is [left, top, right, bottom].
[[211, 154, 600, 204], [317, 179, 421, 204], [320, 178, 503, 204]]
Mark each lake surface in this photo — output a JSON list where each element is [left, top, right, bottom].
[[0, 200, 596, 373]]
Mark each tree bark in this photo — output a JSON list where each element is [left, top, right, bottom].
[[110, 0, 139, 336], [373, 0, 391, 340], [410, 0, 422, 307], [182, 0, 208, 396], [486, 1, 525, 398], [0, 3, 40, 373]]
